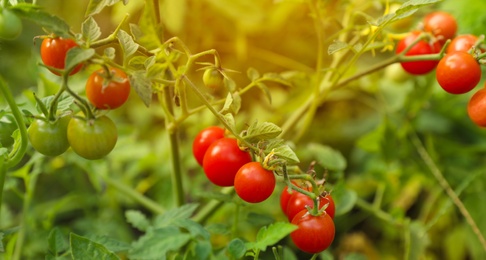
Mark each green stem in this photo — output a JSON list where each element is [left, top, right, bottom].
[[310, 254, 319, 260], [355, 198, 404, 227], [104, 177, 165, 215], [89, 14, 130, 48], [0, 77, 28, 169], [0, 157, 6, 218], [410, 131, 486, 251], [191, 187, 234, 223]]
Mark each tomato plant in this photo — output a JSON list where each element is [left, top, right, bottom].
[[202, 138, 252, 187], [395, 31, 442, 75], [290, 209, 335, 254], [467, 87, 486, 127], [27, 116, 70, 156], [67, 114, 117, 160], [40, 37, 82, 75], [0, 113, 17, 147], [192, 126, 225, 166], [85, 67, 131, 110], [0, 8, 22, 40], [423, 11, 457, 43], [234, 162, 276, 203], [436, 51, 481, 94]]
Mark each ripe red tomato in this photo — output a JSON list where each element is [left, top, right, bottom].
[[467, 88, 486, 127], [436, 51, 481, 94], [67, 114, 118, 160], [202, 138, 252, 187], [27, 116, 71, 156], [85, 67, 131, 110], [290, 209, 335, 254], [192, 126, 225, 166], [423, 11, 457, 43], [447, 34, 480, 53], [286, 192, 335, 221], [395, 31, 442, 75], [234, 162, 276, 203], [41, 37, 83, 75]]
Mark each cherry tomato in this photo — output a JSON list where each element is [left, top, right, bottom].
[[395, 31, 441, 75], [0, 8, 22, 40], [202, 68, 224, 89], [436, 51, 481, 94], [41, 37, 83, 75], [423, 11, 457, 43], [290, 209, 335, 254], [192, 126, 225, 166], [27, 116, 70, 156], [286, 192, 335, 221], [447, 34, 480, 53], [234, 162, 276, 203], [202, 138, 252, 187], [85, 67, 131, 110], [67, 114, 117, 160], [280, 181, 298, 213], [0, 114, 17, 147], [467, 88, 486, 127]]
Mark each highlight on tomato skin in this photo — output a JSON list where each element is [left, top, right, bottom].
[[423, 11, 457, 44], [447, 34, 480, 53]]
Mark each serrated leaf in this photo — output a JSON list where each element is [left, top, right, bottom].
[[11, 4, 70, 37], [265, 140, 299, 165], [373, 0, 441, 26], [65, 48, 95, 73], [82, 16, 102, 45], [85, 0, 123, 16], [245, 222, 297, 252], [331, 182, 357, 216], [87, 235, 131, 253], [117, 30, 139, 63], [104, 47, 116, 60], [48, 227, 68, 255], [220, 92, 241, 115], [244, 121, 282, 143], [137, 1, 163, 50], [153, 203, 199, 228], [307, 143, 347, 172], [247, 67, 260, 81], [328, 40, 349, 55], [125, 210, 151, 232], [70, 233, 120, 260], [223, 113, 236, 133], [227, 239, 246, 259], [173, 218, 210, 240], [128, 227, 191, 259], [146, 63, 167, 79], [129, 71, 153, 107]]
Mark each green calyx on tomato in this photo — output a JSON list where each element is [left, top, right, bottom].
[[0, 8, 22, 40], [202, 68, 225, 90], [28, 116, 71, 156], [67, 114, 117, 160], [86, 67, 131, 110]]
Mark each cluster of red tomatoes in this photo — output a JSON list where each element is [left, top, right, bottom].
[[193, 126, 336, 254], [192, 126, 276, 203], [280, 182, 336, 254], [395, 11, 486, 127], [27, 37, 131, 160]]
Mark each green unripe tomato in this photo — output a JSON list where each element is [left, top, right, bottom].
[[0, 8, 22, 40], [384, 63, 411, 83], [28, 116, 71, 156], [0, 114, 17, 147], [202, 68, 224, 89], [67, 114, 117, 160]]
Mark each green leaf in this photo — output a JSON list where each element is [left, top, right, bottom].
[[65, 48, 95, 73], [173, 218, 210, 240], [125, 210, 151, 232], [70, 233, 120, 260], [48, 227, 68, 255], [104, 47, 116, 60], [223, 113, 236, 134], [373, 0, 441, 26], [247, 67, 260, 81], [265, 140, 300, 165], [11, 4, 70, 37], [220, 92, 241, 115], [307, 143, 347, 172], [129, 71, 153, 107], [244, 121, 282, 143], [328, 40, 348, 55], [153, 203, 199, 227], [227, 239, 246, 259], [86, 0, 124, 16], [331, 181, 357, 216], [117, 30, 140, 63], [82, 16, 102, 45], [408, 221, 429, 260], [194, 240, 212, 260], [87, 235, 131, 253], [136, 1, 163, 50], [245, 222, 297, 252], [257, 83, 272, 104], [128, 227, 192, 259]]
